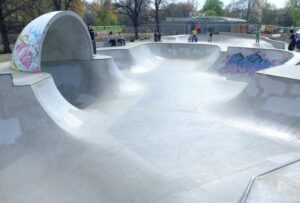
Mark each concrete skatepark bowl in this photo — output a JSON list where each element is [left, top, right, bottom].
[[2, 11, 300, 203]]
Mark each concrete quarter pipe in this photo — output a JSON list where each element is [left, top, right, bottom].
[[1, 11, 300, 203]]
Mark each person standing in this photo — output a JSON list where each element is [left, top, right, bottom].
[[296, 32, 300, 49], [288, 30, 296, 51], [208, 32, 213, 42], [154, 30, 160, 42], [192, 29, 197, 42], [157, 30, 161, 41], [88, 24, 96, 54], [255, 30, 260, 43]]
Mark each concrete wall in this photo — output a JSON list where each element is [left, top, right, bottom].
[[42, 57, 124, 108], [218, 47, 293, 76], [42, 15, 92, 62]]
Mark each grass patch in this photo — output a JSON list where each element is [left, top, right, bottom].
[[94, 25, 124, 33]]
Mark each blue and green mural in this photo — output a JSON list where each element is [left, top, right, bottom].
[[219, 50, 292, 75]]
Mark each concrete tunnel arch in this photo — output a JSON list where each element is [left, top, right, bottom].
[[11, 11, 93, 72]]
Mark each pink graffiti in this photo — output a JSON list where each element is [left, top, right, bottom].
[[16, 43, 27, 53], [32, 66, 40, 72], [20, 49, 33, 69]]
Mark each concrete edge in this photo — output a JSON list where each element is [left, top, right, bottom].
[[220, 32, 286, 50]]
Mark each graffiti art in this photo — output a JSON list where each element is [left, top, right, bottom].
[[219, 51, 291, 75]]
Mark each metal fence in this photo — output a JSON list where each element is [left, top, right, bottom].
[[112, 23, 297, 43]]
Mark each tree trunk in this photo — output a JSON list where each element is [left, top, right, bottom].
[[0, 9, 11, 53], [132, 11, 139, 39], [134, 23, 139, 39], [155, 2, 160, 32], [1, 28, 10, 53], [246, 0, 251, 22], [53, 0, 62, 10], [65, 0, 72, 10]]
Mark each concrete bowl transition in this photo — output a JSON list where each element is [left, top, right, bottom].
[[1, 11, 300, 203]]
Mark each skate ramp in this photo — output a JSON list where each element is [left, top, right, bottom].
[[2, 10, 300, 203], [10, 11, 137, 108], [162, 34, 283, 50], [96, 44, 300, 202], [0, 71, 180, 203], [41, 57, 132, 108], [43, 42, 222, 108], [99, 43, 293, 82], [220, 66, 300, 141], [98, 43, 222, 72]]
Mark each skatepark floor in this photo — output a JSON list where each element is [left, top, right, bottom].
[[1, 35, 300, 203]]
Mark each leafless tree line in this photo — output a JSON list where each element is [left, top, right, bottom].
[[0, 0, 80, 53]]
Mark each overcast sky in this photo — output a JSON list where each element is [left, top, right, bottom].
[[86, 0, 287, 9]]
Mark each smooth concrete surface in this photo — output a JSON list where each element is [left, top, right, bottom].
[[247, 161, 300, 203], [41, 15, 92, 62], [2, 37, 300, 202], [41, 57, 127, 108]]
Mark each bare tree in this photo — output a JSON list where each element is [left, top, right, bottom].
[[225, 0, 247, 19], [115, 0, 147, 39], [0, 1, 10, 53], [0, 0, 39, 53], [65, 0, 74, 10], [287, 0, 300, 26], [246, 0, 263, 23], [161, 2, 195, 18], [246, 0, 252, 22], [52, 0, 74, 10], [154, 0, 163, 32], [225, 0, 263, 23], [53, 0, 62, 10]]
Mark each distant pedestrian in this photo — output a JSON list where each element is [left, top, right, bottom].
[[154, 30, 161, 42], [88, 24, 96, 54], [288, 30, 296, 51], [296, 32, 300, 49], [154, 30, 158, 42], [157, 31, 161, 41], [192, 29, 198, 42], [117, 32, 126, 46], [197, 27, 201, 34], [108, 31, 116, 46], [208, 32, 213, 42], [255, 30, 260, 43]]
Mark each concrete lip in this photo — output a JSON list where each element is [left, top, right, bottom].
[[11, 11, 93, 72], [1, 11, 300, 203]]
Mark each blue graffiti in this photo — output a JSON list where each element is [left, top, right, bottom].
[[219, 52, 283, 75]]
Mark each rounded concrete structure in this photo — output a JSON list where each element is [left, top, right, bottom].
[[11, 11, 93, 72]]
